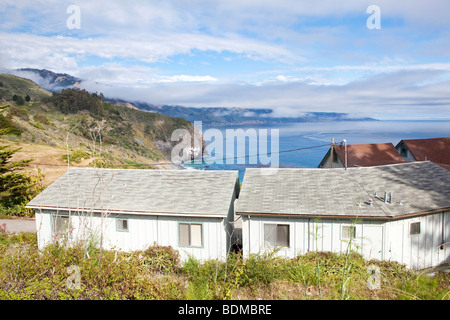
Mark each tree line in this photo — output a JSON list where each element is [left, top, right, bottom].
[[44, 88, 105, 116]]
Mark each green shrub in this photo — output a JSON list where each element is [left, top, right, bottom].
[[7, 106, 29, 120], [181, 255, 242, 300], [240, 251, 288, 287], [12, 94, 25, 106], [33, 113, 51, 125], [0, 234, 448, 300], [61, 150, 90, 163], [0, 114, 22, 136], [138, 243, 181, 274], [30, 122, 44, 130], [0, 204, 33, 218], [0, 229, 37, 251], [0, 240, 185, 300]]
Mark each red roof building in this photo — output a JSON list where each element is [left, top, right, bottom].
[[395, 137, 450, 171], [318, 142, 405, 168]]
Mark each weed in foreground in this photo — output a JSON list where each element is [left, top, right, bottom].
[[0, 233, 448, 300]]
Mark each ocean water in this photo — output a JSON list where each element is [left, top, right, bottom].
[[184, 120, 450, 181]]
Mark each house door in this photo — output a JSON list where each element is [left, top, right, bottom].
[[363, 225, 383, 261]]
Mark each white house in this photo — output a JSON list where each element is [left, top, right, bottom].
[[235, 162, 450, 270], [26, 168, 240, 262]]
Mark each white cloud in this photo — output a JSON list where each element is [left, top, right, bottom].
[[159, 75, 218, 83], [1, 1, 450, 120], [75, 67, 450, 120], [0, 30, 300, 73]]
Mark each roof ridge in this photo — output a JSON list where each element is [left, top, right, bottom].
[[402, 136, 450, 142], [68, 167, 239, 174], [246, 161, 434, 172]]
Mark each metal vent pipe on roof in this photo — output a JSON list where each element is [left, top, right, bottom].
[[343, 139, 347, 171], [330, 138, 334, 168]]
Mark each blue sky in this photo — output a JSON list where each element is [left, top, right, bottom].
[[1, 0, 450, 120]]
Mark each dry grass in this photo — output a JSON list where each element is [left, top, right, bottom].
[[6, 141, 91, 187], [3, 139, 178, 188], [231, 280, 323, 300]]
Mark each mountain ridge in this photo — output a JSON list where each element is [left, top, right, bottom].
[[14, 68, 82, 91], [119, 99, 376, 126]]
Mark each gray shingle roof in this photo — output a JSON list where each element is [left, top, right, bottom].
[[27, 168, 239, 217], [236, 161, 450, 219]]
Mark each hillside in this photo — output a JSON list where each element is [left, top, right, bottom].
[[0, 74, 202, 186], [0, 74, 51, 102]]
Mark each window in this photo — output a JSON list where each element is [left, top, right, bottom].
[[410, 222, 420, 236], [116, 219, 129, 232], [179, 223, 202, 247], [53, 215, 70, 236], [400, 147, 408, 158], [264, 224, 290, 248], [342, 225, 356, 240]]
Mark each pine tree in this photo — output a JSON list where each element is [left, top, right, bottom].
[[0, 103, 34, 210], [0, 145, 33, 207]]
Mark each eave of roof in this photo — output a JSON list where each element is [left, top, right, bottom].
[[235, 207, 450, 220], [26, 205, 227, 218]]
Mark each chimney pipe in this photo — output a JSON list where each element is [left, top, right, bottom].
[[330, 138, 334, 168], [343, 139, 347, 171]]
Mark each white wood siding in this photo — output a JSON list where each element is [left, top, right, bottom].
[[385, 211, 450, 269], [241, 215, 368, 258], [35, 209, 52, 248], [35, 210, 230, 262], [241, 211, 449, 270]]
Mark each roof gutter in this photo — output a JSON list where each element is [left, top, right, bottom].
[[26, 205, 227, 219], [235, 207, 450, 220]]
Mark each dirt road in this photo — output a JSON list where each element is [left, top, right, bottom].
[[0, 218, 36, 233]]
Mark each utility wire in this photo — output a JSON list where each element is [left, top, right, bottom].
[[183, 143, 332, 164], [26, 142, 334, 168]]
